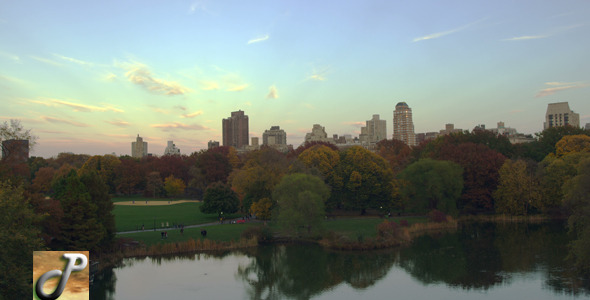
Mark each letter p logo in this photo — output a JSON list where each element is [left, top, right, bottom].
[[34, 252, 89, 300]]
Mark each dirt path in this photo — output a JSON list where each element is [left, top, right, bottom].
[[114, 200, 201, 206]]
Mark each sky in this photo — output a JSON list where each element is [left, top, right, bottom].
[[1, 0, 589, 158]]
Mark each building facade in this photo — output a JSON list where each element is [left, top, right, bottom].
[[360, 114, 387, 144], [393, 102, 416, 146], [262, 126, 287, 146], [208, 140, 220, 149], [304, 124, 333, 144], [544, 102, 580, 129], [222, 110, 249, 149], [164, 141, 180, 155], [131, 134, 148, 158]]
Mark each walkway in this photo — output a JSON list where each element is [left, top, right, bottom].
[[116, 218, 259, 235]]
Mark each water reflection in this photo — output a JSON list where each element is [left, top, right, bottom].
[[236, 244, 397, 299], [397, 222, 590, 296], [91, 222, 590, 299]]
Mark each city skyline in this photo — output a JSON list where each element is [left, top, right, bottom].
[[1, 1, 589, 158]]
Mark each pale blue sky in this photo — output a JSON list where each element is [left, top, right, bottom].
[[1, 0, 589, 157]]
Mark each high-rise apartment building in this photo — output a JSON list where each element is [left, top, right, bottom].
[[164, 141, 180, 155], [360, 114, 387, 143], [393, 102, 416, 146], [544, 102, 580, 129], [208, 140, 220, 149], [131, 134, 148, 158], [222, 110, 249, 149], [304, 124, 333, 143], [262, 126, 287, 146]]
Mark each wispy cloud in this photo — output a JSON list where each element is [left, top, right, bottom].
[[118, 61, 190, 95], [504, 24, 582, 42], [227, 84, 248, 92], [30, 56, 63, 67], [413, 19, 484, 42], [41, 116, 89, 127], [189, 1, 215, 15], [105, 120, 130, 127], [343, 121, 365, 128], [503, 35, 546, 41], [175, 105, 187, 111], [102, 73, 117, 81], [536, 81, 588, 97], [0, 51, 20, 63], [307, 66, 330, 81], [247, 34, 270, 44], [200, 80, 219, 90], [266, 85, 279, 99], [151, 122, 210, 131], [31, 98, 123, 112], [53, 54, 93, 66], [181, 110, 204, 118]]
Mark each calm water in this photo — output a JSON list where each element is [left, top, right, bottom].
[[91, 222, 590, 299]]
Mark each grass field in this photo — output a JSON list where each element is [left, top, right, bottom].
[[120, 222, 263, 245], [114, 201, 240, 232], [112, 196, 190, 203]]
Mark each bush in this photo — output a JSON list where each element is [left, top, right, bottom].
[[240, 225, 273, 243], [377, 220, 402, 239], [428, 209, 447, 223], [399, 219, 409, 227]]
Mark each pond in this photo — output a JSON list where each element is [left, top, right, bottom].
[[91, 222, 590, 299]]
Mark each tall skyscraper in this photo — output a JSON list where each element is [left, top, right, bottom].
[[360, 114, 387, 143], [544, 102, 580, 129], [222, 110, 249, 149], [393, 102, 416, 146], [164, 141, 180, 155], [131, 134, 147, 158]]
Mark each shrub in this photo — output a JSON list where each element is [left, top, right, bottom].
[[377, 220, 402, 239], [399, 219, 409, 227], [428, 209, 447, 223]]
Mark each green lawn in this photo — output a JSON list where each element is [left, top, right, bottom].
[[114, 202, 241, 232], [111, 196, 191, 203], [120, 222, 263, 245]]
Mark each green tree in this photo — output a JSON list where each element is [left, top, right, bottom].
[[79, 155, 121, 194], [0, 181, 44, 299], [164, 175, 186, 197], [494, 159, 541, 215], [52, 170, 106, 252], [272, 173, 330, 236], [80, 171, 115, 251], [336, 146, 393, 214], [562, 158, 590, 275], [398, 159, 463, 216], [536, 125, 589, 157], [200, 182, 239, 218], [146, 171, 163, 198]]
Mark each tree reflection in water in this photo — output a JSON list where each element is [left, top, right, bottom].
[[397, 221, 590, 296], [236, 243, 397, 299]]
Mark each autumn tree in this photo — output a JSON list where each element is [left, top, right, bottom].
[[195, 147, 233, 185], [433, 142, 506, 214], [494, 159, 541, 216], [115, 158, 144, 195], [555, 134, 590, 157], [31, 167, 55, 194], [0, 119, 38, 152], [200, 182, 239, 218], [250, 197, 273, 220], [297, 144, 342, 200], [146, 171, 163, 198], [336, 146, 394, 214], [0, 181, 44, 299], [398, 159, 463, 216], [536, 125, 589, 157], [164, 175, 186, 198], [230, 147, 291, 212], [376, 139, 413, 174], [272, 173, 330, 236], [79, 155, 121, 194]]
